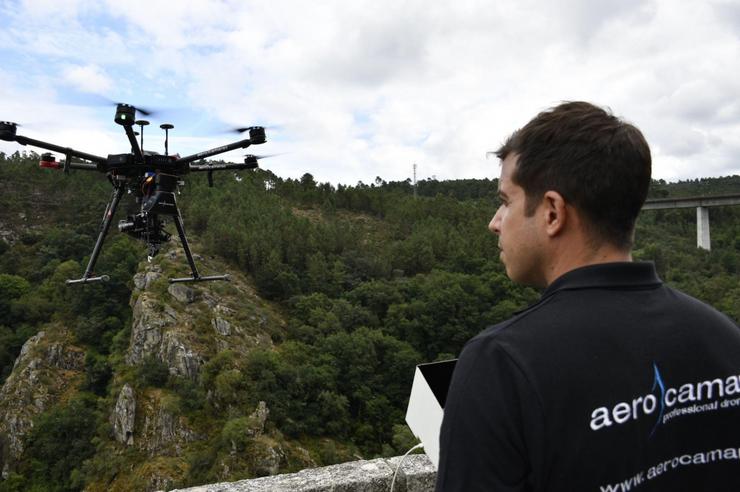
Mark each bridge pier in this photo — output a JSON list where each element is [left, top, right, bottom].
[[697, 206, 711, 251], [642, 193, 740, 250]]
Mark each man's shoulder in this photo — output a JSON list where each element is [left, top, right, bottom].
[[470, 289, 576, 339], [659, 285, 738, 328], [463, 296, 560, 354], [464, 282, 738, 366]]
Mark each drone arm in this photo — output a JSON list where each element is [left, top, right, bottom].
[[176, 137, 254, 165], [189, 161, 259, 172], [123, 125, 144, 162], [13, 134, 107, 166], [67, 162, 99, 171]]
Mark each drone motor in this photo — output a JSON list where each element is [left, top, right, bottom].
[[0, 121, 18, 141], [114, 104, 137, 126]]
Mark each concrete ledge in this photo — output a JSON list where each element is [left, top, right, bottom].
[[168, 454, 435, 492]]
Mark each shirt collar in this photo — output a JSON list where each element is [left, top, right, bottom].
[[541, 261, 663, 299]]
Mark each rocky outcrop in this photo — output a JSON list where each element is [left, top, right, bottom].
[[126, 294, 204, 381], [126, 255, 282, 383], [139, 391, 198, 457], [0, 220, 18, 245], [111, 384, 136, 445], [160, 330, 202, 380], [248, 437, 284, 477], [246, 401, 269, 437], [133, 269, 163, 291], [127, 295, 177, 363], [166, 454, 436, 492], [0, 329, 85, 477], [94, 250, 290, 489], [212, 317, 232, 336], [168, 283, 198, 304]]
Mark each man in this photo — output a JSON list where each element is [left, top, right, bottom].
[[436, 101, 740, 491]]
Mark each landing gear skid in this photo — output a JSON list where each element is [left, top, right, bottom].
[[169, 274, 230, 284], [66, 184, 228, 285]]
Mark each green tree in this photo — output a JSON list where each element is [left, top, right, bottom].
[[20, 394, 99, 492]]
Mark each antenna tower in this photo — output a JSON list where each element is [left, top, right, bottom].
[[413, 163, 417, 199]]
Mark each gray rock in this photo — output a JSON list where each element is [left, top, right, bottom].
[[12, 331, 44, 371], [133, 272, 147, 290], [127, 295, 202, 380], [246, 401, 269, 437], [126, 296, 173, 365], [111, 384, 136, 445], [169, 283, 197, 304], [45, 341, 84, 370], [160, 331, 202, 381], [145, 271, 162, 288], [0, 331, 85, 475], [215, 339, 231, 353], [140, 399, 196, 457], [252, 442, 283, 477], [147, 471, 179, 492], [212, 317, 231, 336], [203, 293, 219, 309], [215, 304, 235, 316]]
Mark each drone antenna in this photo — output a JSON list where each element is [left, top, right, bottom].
[[136, 120, 149, 152], [160, 124, 174, 156]]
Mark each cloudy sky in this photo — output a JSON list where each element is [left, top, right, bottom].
[[1, 0, 739, 185]]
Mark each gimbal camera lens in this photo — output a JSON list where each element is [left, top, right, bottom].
[[118, 219, 135, 233]]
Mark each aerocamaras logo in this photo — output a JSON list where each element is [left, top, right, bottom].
[[589, 364, 740, 432]]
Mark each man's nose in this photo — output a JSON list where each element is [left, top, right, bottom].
[[489, 208, 502, 235]]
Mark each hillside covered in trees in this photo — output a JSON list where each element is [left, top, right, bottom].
[[0, 151, 738, 491]]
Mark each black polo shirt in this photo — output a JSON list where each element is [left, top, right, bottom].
[[436, 262, 740, 491]]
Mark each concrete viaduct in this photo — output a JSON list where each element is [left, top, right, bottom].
[[642, 193, 740, 250]]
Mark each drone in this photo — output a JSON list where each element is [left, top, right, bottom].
[[0, 103, 269, 285]]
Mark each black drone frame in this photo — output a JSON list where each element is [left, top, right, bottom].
[[0, 104, 266, 285]]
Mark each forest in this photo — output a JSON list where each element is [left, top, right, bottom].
[[0, 151, 738, 491]]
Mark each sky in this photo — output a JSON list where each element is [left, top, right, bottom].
[[1, 0, 739, 185]]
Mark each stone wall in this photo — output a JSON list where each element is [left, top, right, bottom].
[[166, 454, 436, 492]]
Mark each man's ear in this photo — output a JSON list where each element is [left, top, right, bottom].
[[542, 190, 567, 237]]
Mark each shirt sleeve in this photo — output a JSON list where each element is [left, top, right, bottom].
[[435, 336, 544, 492]]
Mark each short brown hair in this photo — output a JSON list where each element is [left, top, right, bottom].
[[496, 101, 651, 250]]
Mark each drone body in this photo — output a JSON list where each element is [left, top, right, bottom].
[[0, 103, 269, 285]]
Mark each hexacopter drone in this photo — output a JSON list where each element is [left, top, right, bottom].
[[0, 103, 268, 285]]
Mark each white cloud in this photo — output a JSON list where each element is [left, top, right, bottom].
[[62, 64, 113, 94], [2, 0, 739, 184]]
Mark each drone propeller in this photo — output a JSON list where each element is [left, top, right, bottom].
[[243, 153, 280, 160], [114, 101, 157, 117], [229, 123, 283, 134], [0, 121, 38, 131], [72, 93, 160, 117], [233, 125, 261, 134]]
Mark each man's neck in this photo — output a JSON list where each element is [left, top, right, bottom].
[[543, 241, 632, 287]]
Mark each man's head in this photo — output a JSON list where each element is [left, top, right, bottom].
[[490, 101, 651, 286]]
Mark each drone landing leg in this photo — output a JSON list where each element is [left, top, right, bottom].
[[169, 213, 229, 284], [67, 186, 124, 285]]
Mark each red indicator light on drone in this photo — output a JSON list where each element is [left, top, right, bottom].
[[39, 153, 62, 170]]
